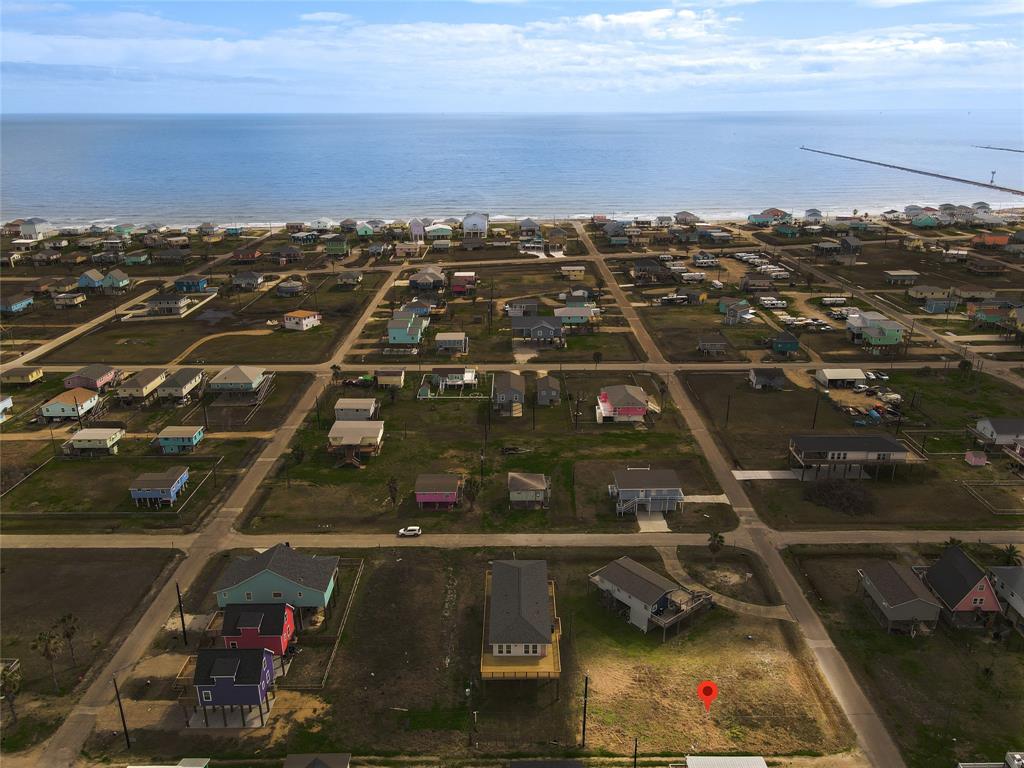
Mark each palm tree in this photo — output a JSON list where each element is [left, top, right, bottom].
[[0, 663, 23, 724], [707, 531, 725, 565], [1002, 544, 1021, 566], [31, 631, 64, 693], [58, 614, 81, 667]]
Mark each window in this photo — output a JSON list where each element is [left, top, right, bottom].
[[245, 592, 253, 601], [202, 690, 212, 702], [495, 645, 504, 655], [504, 644, 512, 655], [531, 644, 539, 655], [229, 642, 238, 649], [972, 597, 984, 606], [272, 591, 283, 599], [297, 591, 303, 598], [977, 584, 985, 591]]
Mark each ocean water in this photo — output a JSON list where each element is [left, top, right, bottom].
[[1, 112, 1022, 225]]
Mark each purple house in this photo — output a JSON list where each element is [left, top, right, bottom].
[[414, 473, 463, 509], [193, 647, 275, 726]]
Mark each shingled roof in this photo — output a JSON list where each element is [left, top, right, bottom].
[[925, 546, 987, 610], [215, 544, 339, 593], [592, 556, 677, 606], [193, 647, 268, 686], [488, 560, 552, 646]]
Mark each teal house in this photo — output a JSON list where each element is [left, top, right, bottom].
[[608, 236, 628, 246], [355, 223, 374, 238], [770, 331, 801, 355], [157, 425, 205, 454], [326, 239, 350, 256], [911, 215, 939, 228], [862, 321, 903, 352], [124, 251, 150, 266], [773, 223, 800, 238], [215, 543, 341, 625], [387, 314, 428, 345]]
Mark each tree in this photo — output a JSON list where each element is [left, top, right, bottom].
[[463, 477, 481, 510], [946, 536, 965, 548], [0, 663, 23, 724], [58, 614, 81, 667], [31, 631, 64, 693], [330, 364, 342, 381], [387, 476, 399, 510], [592, 351, 603, 369], [958, 358, 973, 375], [707, 531, 725, 565], [1002, 544, 1021, 566]]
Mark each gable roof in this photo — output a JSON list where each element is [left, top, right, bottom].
[[121, 368, 166, 390], [211, 365, 265, 387], [988, 566, 1024, 594], [415, 473, 461, 494], [489, 560, 551, 646], [790, 434, 905, 454], [68, 363, 117, 381], [194, 647, 268, 686], [221, 603, 290, 638], [494, 371, 525, 395], [601, 383, 647, 408], [215, 544, 339, 594], [980, 418, 1024, 435], [613, 467, 681, 490], [283, 756, 352, 768], [861, 561, 939, 608], [592, 556, 677, 605], [925, 546, 987, 609], [537, 375, 560, 392], [130, 465, 188, 490], [508, 472, 548, 492], [162, 368, 203, 388]]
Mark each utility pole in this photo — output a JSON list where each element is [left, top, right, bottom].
[[811, 388, 823, 429], [724, 393, 732, 428], [633, 737, 638, 768], [176, 582, 189, 646], [581, 674, 589, 747], [113, 675, 131, 749]]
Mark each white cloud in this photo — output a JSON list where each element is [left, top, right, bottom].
[[299, 12, 354, 23]]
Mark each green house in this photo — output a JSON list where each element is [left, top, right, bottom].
[[773, 223, 800, 238], [862, 321, 903, 351], [355, 224, 373, 238], [215, 543, 339, 612], [326, 239, 350, 256]]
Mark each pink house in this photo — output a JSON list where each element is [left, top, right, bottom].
[[63, 364, 121, 392], [596, 384, 655, 423], [414, 474, 463, 509], [924, 546, 1002, 628], [451, 271, 477, 296]]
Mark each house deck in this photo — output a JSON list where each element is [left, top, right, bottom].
[[479, 571, 561, 680]]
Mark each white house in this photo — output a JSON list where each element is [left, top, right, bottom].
[[333, 398, 379, 421], [462, 212, 489, 241], [408, 218, 426, 242], [814, 368, 867, 388], [988, 566, 1024, 632], [309, 218, 334, 232], [20, 217, 57, 240], [972, 418, 1024, 447], [283, 309, 322, 331], [41, 387, 99, 421]]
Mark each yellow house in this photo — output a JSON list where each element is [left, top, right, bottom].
[[1, 366, 43, 385], [480, 560, 561, 683], [117, 368, 168, 400], [374, 369, 406, 388]]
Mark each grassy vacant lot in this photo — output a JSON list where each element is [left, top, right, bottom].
[[787, 544, 1024, 768], [813, 243, 1022, 290], [637, 303, 748, 362], [0, 548, 178, 754], [112, 547, 853, 761], [0, 375, 68, 432], [883, 367, 1024, 429], [247, 370, 730, 534], [685, 371, 1023, 529], [0, 437, 258, 533]]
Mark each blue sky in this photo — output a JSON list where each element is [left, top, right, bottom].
[[2, 0, 1022, 112]]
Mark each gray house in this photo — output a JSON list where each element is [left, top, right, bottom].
[[505, 298, 540, 317], [697, 332, 730, 356], [435, 331, 469, 354], [508, 472, 551, 509], [858, 561, 940, 634], [493, 371, 526, 415], [748, 367, 787, 390], [511, 316, 563, 343], [609, 468, 684, 517], [589, 556, 678, 633], [536, 375, 561, 406]]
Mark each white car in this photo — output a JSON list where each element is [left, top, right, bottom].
[[398, 526, 422, 537], [871, 370, 890, 381], [853, 384, 869, 393], [865, 371, 877, 381]]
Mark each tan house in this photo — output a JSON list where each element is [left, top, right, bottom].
[[118, 368, 168, 401]]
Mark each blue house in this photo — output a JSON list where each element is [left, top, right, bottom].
[[225, 226, 243, 237], [0, 294, 33, 314], [129, 465, 189, 507], [157, 425, 205, 454], [78, 269, 106, 291], [924, 297, 960, 314], [400, 299, 434, 317], [175, 275, 209, 293], [193, 648, 275, 725], [214, 543, 340, 624]]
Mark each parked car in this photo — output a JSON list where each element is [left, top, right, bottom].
[[398, 526, 422, 537], [865, 371, 877, 381], [853, 384, 869, 393], [871, 370, 889, 381]]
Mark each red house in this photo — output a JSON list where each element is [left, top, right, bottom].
[[220, 603, 295, 656], [924, 546, 1002, 628]]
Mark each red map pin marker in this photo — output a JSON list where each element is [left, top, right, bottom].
[[697, 680, 718, 712]]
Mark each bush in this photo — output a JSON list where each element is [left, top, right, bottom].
[[802, 478, 877, 516]]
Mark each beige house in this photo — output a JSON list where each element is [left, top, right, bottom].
[[118, 368, 168, 400]]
